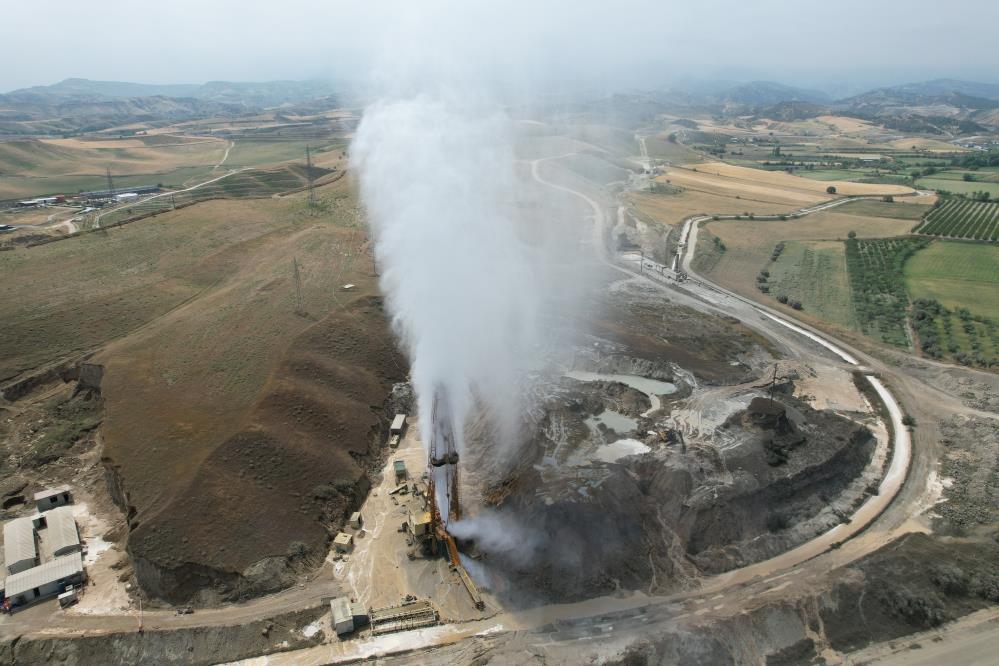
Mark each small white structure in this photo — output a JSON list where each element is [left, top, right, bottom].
[[4, 553, 84, 608], [3, 517, 38, 575], [58, 587, 79, 608], [114, 192, 139, 202], [34, 485, 72, 513], [333, 532, 354, 553], [349, 512, 363, 529], [389, 414, 407, 436]]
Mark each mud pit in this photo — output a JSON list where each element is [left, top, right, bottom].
[[453, 279, 885, 606]]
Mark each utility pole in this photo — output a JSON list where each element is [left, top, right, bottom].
[[769, 363, 779, 408], [293, 258, 304, 314], [305, 145, 317, 211]]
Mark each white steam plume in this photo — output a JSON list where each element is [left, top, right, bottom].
[[352, 93, 545, 456]]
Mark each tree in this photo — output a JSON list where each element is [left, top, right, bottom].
[[826, 185, 837, 195], [882, 195, 894, 203], [848, 230, 857, 239], [963, 173, 974, 182], [667, 132, 677, 143]]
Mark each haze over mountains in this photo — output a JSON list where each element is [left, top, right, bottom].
[[2, 76, 999, 137]]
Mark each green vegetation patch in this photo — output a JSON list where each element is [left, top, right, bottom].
[[845, 236, 930, 348], [767, 240, 857, 330], [835, 199, 927, 221], [917, 199, 999, 241]]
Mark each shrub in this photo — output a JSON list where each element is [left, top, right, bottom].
[[826, 185, 837, 194]]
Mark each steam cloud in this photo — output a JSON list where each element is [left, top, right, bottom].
[[352, 93, 545, 456]]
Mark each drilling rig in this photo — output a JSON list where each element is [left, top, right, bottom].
[[423, 387, 484, 609], [426, 388, 462, 564]]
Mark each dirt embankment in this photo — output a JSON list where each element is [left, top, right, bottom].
[[0, 606, 326, 665], [108, 297, 405, 604]]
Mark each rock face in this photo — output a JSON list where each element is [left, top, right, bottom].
[[104, 298, 405, 604], [473, 394, 875, 604]]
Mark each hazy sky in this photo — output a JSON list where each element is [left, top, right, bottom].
[[3, 0, 997, 94]]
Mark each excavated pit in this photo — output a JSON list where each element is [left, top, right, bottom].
[[456, 285, 881, 607]]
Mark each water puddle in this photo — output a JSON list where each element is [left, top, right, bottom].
[[593, 438, 651, 462], [565, 370, 677, 416], [585, 409, 638, 435]]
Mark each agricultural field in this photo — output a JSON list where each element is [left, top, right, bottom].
[[915, 177, 999, 198], [916, 199, 999, 241], [662, 162, 914, 208], [765, 240, 857, 330], [696, 210, 915, 320], [224, 139, 345, 168], [833, 199, 930, 220], [844, 236, 929, 348], [905, 242, 999, 367]]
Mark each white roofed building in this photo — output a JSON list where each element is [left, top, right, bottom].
[[3, 517, 38, 575]]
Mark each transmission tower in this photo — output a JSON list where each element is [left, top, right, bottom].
[[292, 258, 304, 314], [105, 167, 116, 202], [305, 145, 317, 211]]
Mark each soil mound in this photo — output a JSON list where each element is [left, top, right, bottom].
[[120, 297, 405, 604]]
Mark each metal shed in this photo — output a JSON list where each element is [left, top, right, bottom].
[[333, 532, 354, 552], [330, 596, 354, 635], [34, 485, 72, 513], [43, 506, 81, 558], [4, 553, 84, 608], [3, 517, 38, 575]]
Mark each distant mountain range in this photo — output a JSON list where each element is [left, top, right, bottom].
[[0, 78, 342, 136], [2, 76, 999, 138]]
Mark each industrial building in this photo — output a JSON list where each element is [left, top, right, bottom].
[[34, 485, 72, 512], [3, 517, 38, 575], [330, 596, 367, 636], [78, 185, 159, 202], [4, 553, 84, 609]]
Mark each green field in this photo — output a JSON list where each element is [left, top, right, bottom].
[[845, 236, 929, 348], [768, 240, 856, 329], [834, 199, 928, 220], [798, 168, 874, 181], [917, 177, 999, 198], [916, 199, 999, 241], [905, 242, 999, 318], [225, 139, 344, 167], [905, 242, 999, 366], [0, 166, 216, 199]]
